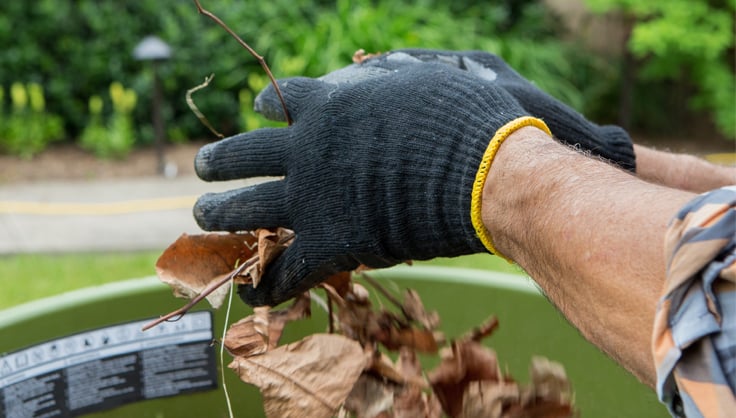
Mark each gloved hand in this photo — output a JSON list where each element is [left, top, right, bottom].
[[194, 60, 549, 306], [258, 50, 636, 172]]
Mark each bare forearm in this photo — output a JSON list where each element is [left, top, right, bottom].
[[634, 144, 736, 193], [482, 127, 695, 387]]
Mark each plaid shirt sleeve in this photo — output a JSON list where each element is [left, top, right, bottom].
[[653, 186, 736, 417]]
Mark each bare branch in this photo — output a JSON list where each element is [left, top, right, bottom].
[[142, 257, 255, 331], [193, 0, 292, 125]]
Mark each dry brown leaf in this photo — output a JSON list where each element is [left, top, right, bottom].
[[343, 374, 395, 418], [154, 226, 571, 418], [245, 227, 293, 288], [155, 232, 257, 308], [223, 307, 271, 357], [424, 394, 444, 418], [403, 289, 440, 330], [348, 347, 440, 418], [224, 293, 311, 357], [505, 357, 573, 418], [394, 389, 443, 418], [445, 354, 573, 418], [393, 347, 442, 418], [503, 402, 574, 418], [367, 349, 426, 388], [253, 306, 271, 342], [229, 333, 369, 418], [324, 271, 353, 298], [391, 385, 422, 418], [527, 356, 571, 405], [353, 48, 381, 64], [350, 282, 371, 303], [336, 291, 379, 344], [396, 346, 423, 379], [460, 380, 520, 418], [428, 340, 502, 417], [375, 324, 442, 353], [465, 316, 500, 342]]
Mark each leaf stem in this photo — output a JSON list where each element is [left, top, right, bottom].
[[220, 268, 236, 418]]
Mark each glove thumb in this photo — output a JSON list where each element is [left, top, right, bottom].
[[238, 238, 365, 306]]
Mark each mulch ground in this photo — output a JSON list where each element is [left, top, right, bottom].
[[0, 141, 208, 184], [0, 135, 732, 184]]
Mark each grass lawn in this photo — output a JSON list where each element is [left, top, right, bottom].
[[0, 251, 161, 309], [0, 251, 524, 310], [414, 253, 523, 275]]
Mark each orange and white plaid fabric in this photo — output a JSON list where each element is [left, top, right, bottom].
[[653, 186, 736, 417]]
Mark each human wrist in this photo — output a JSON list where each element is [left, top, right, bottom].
[[479, 126, 566, 262], [470, 118, 551, 260]]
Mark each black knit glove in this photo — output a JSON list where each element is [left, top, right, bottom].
[[194, 61, 548, 306], [393, 49, 636, 171], [261, 50, 635, 172]]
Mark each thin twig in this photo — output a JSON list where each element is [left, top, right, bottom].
[[318, 282, 348, 336], [193, 0, 292, 125], [467, 315, 499, 342], [326, 290, 334, 334], [319, 283, 347, 308], [186, 73, 224, 138], [359, 272, 408, 317], [142, 258, 256, 331]]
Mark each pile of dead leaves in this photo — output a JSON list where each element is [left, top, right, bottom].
[[149, 228, 575, 418]]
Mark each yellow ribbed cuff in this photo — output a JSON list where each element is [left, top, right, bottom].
[[470, 116, 552, 263]]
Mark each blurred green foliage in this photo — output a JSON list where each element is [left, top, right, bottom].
[[6, 0, 722, 155], [80, 82, 138, 158], [0, 82, 63, 158], [585, 0, 736, 139], [0, 0, 605, 153]]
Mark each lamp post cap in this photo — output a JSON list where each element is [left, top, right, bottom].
[[133, 36, 172, 61]]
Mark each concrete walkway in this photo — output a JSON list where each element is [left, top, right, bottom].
[[0, 176, 262, 254], [1, 150, 732, 255]]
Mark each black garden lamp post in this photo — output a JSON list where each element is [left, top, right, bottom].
[[133, 35, 172, 176]]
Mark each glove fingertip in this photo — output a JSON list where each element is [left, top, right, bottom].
[[254, 83, 289, 122], [194, 142, 216, 181], [192, 192, 222, 231]]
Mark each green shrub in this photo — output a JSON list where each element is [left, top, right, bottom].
[[585, 0, 736, 139], [0, 82, 63, 158], [234, 0, 602, 131], [1, 0, 601, 150], [106, 82, 138, 158], [80, 83, 138, 159], [80, 96, 108, 156]]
